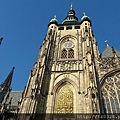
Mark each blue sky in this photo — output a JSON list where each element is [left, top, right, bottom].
[[0, 1, 120, 90]]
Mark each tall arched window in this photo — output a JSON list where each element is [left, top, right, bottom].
[[68, 49, 74, 58], [56, 85, 74, 113], [61, 40, 75, 59], [101, 72, 120, 113], [61, 49, 67, 58]]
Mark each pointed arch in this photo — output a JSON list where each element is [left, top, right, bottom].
[[100, 68, 120, 86], [100, 69, 120, 113], [59, 35, 77, 44], [55, 84, 74, 113], [52, 78, 77, 114]]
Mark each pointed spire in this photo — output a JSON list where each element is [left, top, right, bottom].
[[0, 67, 15, 103], [0, 37, 3, 45], [0, 67, 15, 92], [70, 4, 73, 10], [105, 40, 109, 47], [62, 4, 78, 24], [83, 12, 86, 16]]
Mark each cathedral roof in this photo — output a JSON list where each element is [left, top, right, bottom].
[[8, 91, 23, 107], [62, 4, 78, 25], [101, 46, 120, 58]]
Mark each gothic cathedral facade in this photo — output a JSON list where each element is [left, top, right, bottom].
[[17, 5, 120, 120]]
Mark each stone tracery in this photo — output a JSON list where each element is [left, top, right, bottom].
[[101, 72, 120, 113]]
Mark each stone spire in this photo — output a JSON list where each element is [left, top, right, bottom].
[[0, 67, 15, 103]]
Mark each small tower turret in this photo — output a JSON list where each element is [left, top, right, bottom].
[[48, 15, 58, 26], [81, 12, 91, 25]]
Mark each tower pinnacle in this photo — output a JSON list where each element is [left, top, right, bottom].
[[81, 12, 91, 25], [0, 67, 15, 103], [49, 15, 58, 25], [0, 37, 3, 45], [62, 4, 78, 24], [70, 4, 73, 10], [83, 12, 86, 16]]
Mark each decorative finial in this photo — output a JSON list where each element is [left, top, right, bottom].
[[83, 12, 86, 16], [0, 37, 3, 45], [105, 40, 109, 46], [12, 67, 15, 70], [54, 15, 56, 19], [70, 4, 73, 10], [50, 15, 58, 23]]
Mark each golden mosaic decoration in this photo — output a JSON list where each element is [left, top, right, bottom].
[[56, 85, 73, 113]]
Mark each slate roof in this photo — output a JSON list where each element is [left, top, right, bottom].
[[101, 46, 120, 58], [9, 91, 23, 106]]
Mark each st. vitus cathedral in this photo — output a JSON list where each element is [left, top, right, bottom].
[[0, 5, 120, 120]]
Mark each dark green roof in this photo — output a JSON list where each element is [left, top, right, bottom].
[[101, 46, 120, 58], [49, 16, 58, 24], [62, 5, 78, 24], [81, 13, 91, 25], [48, 6, 92, 26]]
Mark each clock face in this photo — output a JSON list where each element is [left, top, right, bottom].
[[63, 41, 74, 48]]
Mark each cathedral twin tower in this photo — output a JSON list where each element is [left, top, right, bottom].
[[17, 5, 120, 120]]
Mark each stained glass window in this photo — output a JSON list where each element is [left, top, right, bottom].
[[56, 85, 74, 113], [101, 72, 120, 113]]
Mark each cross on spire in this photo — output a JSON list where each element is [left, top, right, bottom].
[[54, 15, 56, 19], [105, 40, 109, 46], [83, 12, 86, 16], [70, 4, 73, 10]]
